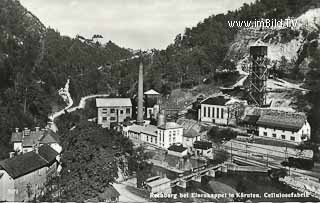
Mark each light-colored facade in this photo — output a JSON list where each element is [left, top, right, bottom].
[[198, 96, 232, 125], [199, 104, 229, 125], [0, 164, 57, 202], [0, 145, 58, 202], [146, 177, 171, 194], [96, 98, 132, 128], [123, 122, 183, 149], [157, 123, 183, 149], [258, 120, 311, 143]]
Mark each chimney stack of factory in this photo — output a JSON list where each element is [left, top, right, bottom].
[[137, 57, 144, 125]]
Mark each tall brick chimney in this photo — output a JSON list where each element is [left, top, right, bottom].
[[137, 58, 144, 125]]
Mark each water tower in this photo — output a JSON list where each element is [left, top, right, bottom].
[[248, 43, 268, 106]]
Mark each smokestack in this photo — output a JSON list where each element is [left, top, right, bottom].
[[137, 58, 144, 125]]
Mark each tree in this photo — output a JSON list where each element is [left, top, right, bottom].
[[127, 146, 153, 188]]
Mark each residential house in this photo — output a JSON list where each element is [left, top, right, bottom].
[[0, 145, 58, 202], [198, 96, 231, 125], [96, 98, 132, 128], [256, 110, 310, 143], [11, 127, 61, 154], [193, 140, 212, 159], [167, 144, 188, 157], [157, 122, 183, 149]]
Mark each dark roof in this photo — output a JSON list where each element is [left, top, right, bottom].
[[168, 144, 187, 153], [201, 96, 231, 106], [38, 144, 59, 163], [0, 145, 58, 179], [242, 115, 260, 125], [183, 129, 199, 138], [11, 129, 59, 146], [256, 110, 307, 132], [39, 130, 60, 144], [194, 140, 212, 150]]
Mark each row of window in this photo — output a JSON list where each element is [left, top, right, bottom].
[[203, 106, 224, 119], [263, 132, 296, 141], [102, 108, 131, 114], [102, 117, 116, 121]]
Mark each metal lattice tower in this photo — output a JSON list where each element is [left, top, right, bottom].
[[248, 45, 268, 106]]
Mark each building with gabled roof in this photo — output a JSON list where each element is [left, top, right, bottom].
[[11, 128, 61, 154], [0, 144, 59, 202], [198, 95, 231, 125], [242, 107, 311, 143], [96, 98, 132, 128]]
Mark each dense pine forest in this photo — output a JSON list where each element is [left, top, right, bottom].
[[1, 0, 320, 159]]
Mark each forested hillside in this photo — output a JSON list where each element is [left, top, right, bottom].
[[0, 0, 320, 159]]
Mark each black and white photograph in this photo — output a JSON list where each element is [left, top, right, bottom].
[[0, 0, 320, 202]]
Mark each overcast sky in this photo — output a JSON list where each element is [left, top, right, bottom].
[[20, 0, 254, 50]]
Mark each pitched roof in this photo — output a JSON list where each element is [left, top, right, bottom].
[[158, 122, 182, 130], [256, 110, 307, 132], [96, 98, 132, 107], [141, 125, 158, 136], [183, 129, 199, 138], [144, 89, 160, 95], [39, 130, 60, 144], [194, 140, 212, 150], [128, 124, 145, 134], [168, 144, 187, 153], [38, 144, 59, 163], [201, 96, 231, 106], [242, 115, 260, 125], [11, 129, 59, 147], [0, 145, 58, 179]]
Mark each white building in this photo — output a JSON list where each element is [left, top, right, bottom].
[[256, 110, 311, 143], [96, 98, 132, 128], [157, 122, 184, 149], [123, 121, 184, 149], [198, 96, 231, 125]]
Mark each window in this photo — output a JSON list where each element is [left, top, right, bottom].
[[290, 136, 295, 141], [126, 108, 130, 114], [281, 135, 286, 140], [110, 108, 115, 113], [208, 107, 211, 118], [102, 117, 107, 121], [150, 137, 153, 143], [110, 117, 116, 121], [120, 110, 124, 114], [147, 136, 149, 142], [212, 107, 215, 118], [203, 106, 206, 117], [272, 133, 276, 138], [102, 108, 108, 113], [217, 108, 219, 119], [263, 132, 267, 136], [221, 108, 224, 119]]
